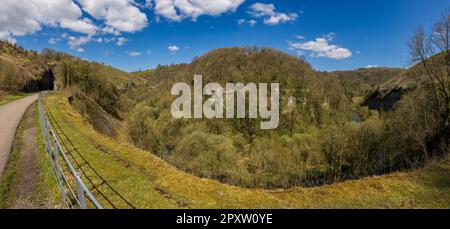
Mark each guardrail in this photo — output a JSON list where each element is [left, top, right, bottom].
[[38, 93, 103, 209]]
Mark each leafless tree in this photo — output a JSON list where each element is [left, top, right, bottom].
[[408, 9, 450, 129]]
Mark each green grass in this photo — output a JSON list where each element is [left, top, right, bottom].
[[43, 91, 450, 209], [94, 63, 147, 88], [33, 102, 61, 207], [0, 93, 32, 106]]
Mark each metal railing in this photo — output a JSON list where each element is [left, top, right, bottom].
[[38, 93, 103, 209]]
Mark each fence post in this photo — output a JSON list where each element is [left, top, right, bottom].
[[75, 173, 87, 209]]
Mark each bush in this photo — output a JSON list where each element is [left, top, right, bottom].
[[171, 131, 244, 183], [127, 104, 162, 154]]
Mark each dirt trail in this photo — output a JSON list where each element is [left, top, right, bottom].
[[11, 103, 53, 209], [0, 94, 38, 181]]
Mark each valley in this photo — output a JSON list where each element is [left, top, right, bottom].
[[0, 11, 449, 209]]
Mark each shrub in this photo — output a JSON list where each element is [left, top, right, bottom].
[[171, 131, 244, 183]]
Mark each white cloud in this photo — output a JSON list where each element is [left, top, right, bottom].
[[149, 0, 245, 21], [116, 37, 127, 46], [366, 65, 378, 68], [289, 35, 352, 60], [67, 36, 91, 50], [60, 18, 97, 35], [237, 19, 257, 26], [249, 3, 298, 25], [248, 19, 257, 26], [0, 0, 98, 41], [126, 51, 142, 56], [102, 26, 121, 36], [294, 35, 305, 40], [78, 0, 148, 33], [48, 38, 57, 45], [168, 45, 180, 53]]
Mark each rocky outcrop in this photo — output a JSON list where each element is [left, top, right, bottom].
[[363, 86, 406, 111]]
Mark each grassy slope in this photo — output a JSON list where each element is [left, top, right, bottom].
[[94, 64, 147, 88], [44, 92, 450, 209]]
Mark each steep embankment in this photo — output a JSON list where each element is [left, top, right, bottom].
[[43, 91, 450, 209]]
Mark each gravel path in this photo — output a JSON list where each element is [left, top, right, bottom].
[[0, 94, 38, 182]]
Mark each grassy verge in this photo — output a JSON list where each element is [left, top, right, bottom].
[[43, 91, 450, 209], [33, 102, 61, 207], [0, 93, 32, 106]]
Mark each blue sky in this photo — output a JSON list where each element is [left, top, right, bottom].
[[2, 0, 449, 72]]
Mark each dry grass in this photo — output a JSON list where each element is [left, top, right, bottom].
[[43, 91, 450, 209], [0, 93, 32, 106]]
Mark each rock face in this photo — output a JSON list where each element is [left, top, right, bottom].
[[363, 86, 406, 111], [362, 67, 423, 110]]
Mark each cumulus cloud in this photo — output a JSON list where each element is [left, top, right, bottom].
[[126, 51, 142, 56], [366, 65, 378, 68], [149, 0, 245, 21], [0, 0, 98, 40], [78, 0, 148, 33], [249, 3, 298, 25], [289, 35, 352, 60], [168, 45, 180, 53]]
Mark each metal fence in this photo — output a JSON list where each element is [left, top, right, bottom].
[[38, 93, 103, 209]]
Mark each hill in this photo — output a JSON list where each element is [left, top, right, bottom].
[[0, 41, 53, 94], [362, 53, 446, 110], [0, 40, 145, 95], [123, 47, 356, 188], [328, 67, 404, 99]]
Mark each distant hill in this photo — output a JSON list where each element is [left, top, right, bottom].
[[324, 67, 404, 100], [362, 53, 446, 110]]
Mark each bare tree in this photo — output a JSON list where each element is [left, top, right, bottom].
[[408, 9, 450, 130]]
